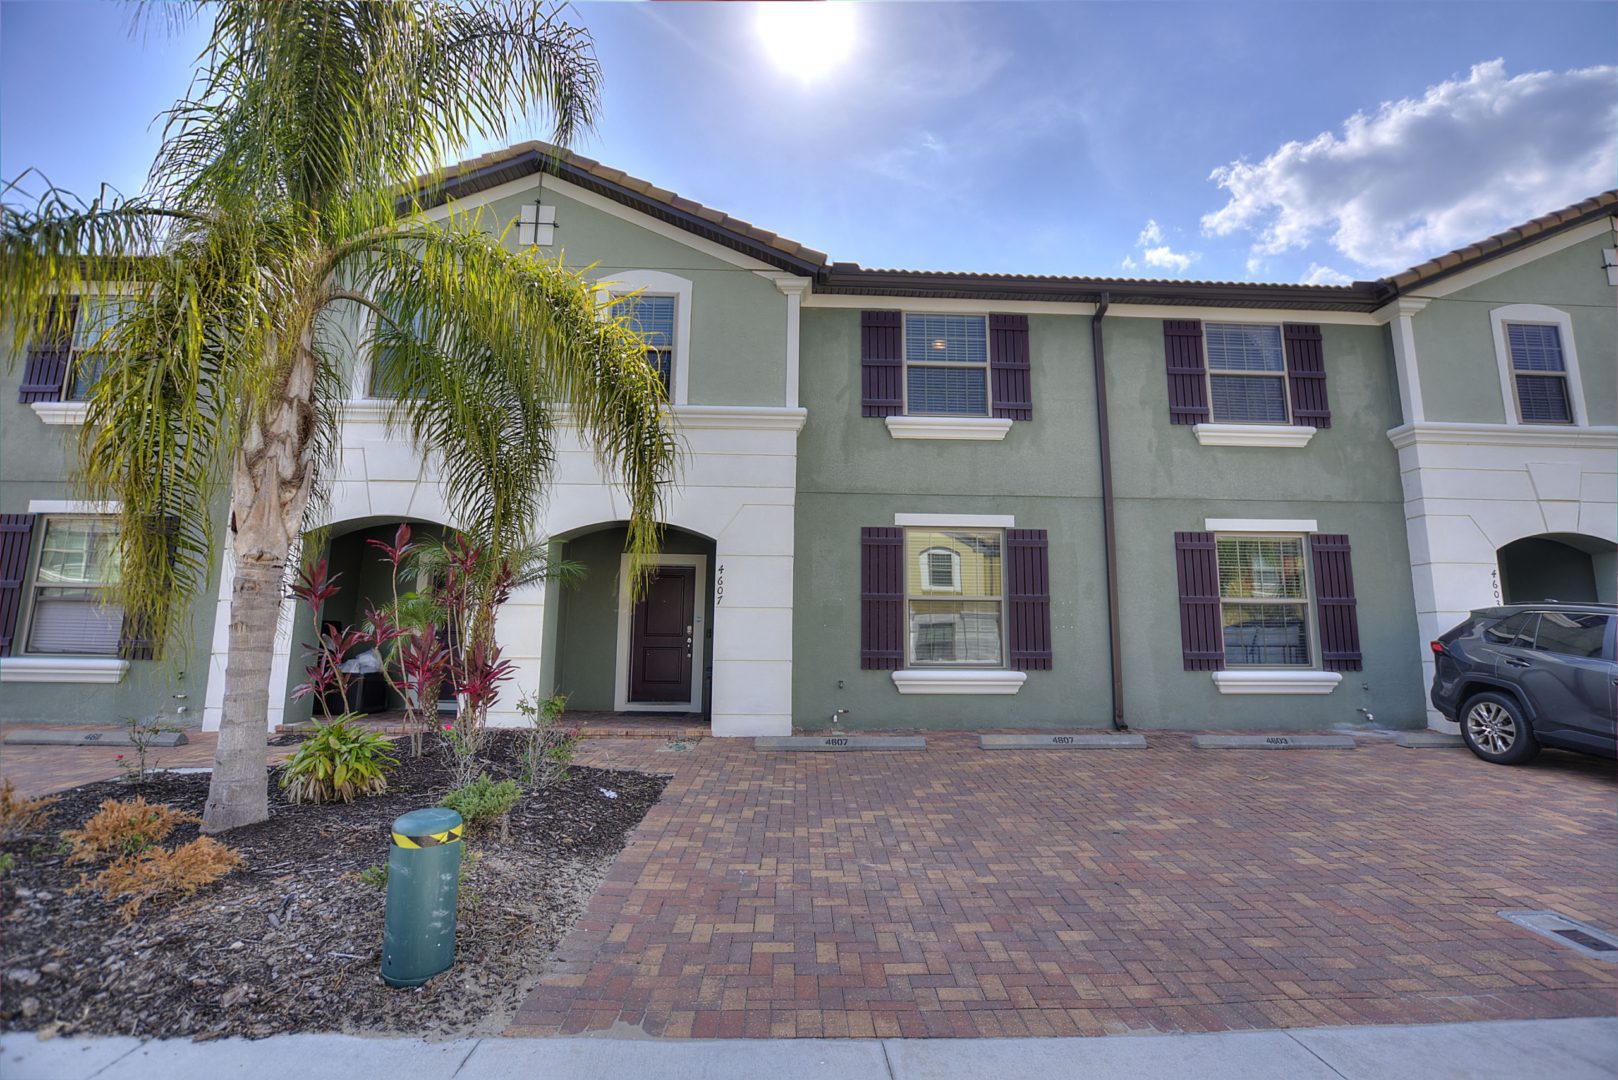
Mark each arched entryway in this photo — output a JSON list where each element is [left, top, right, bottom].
[[543, 522, 717, 718], [279, 517, 461, 727], [1497, 533, 1616, 605]]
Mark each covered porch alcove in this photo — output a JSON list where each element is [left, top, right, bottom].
[[276, 516, 457, 728], [1497, 532, 1617, 605], [542, 522, 717, 720]]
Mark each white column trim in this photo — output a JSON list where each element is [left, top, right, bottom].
[[765, 274, 810, 409], [613, 552, 707, 714]]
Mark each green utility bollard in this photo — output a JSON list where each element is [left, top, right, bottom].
[[381, 807, 464, 988]]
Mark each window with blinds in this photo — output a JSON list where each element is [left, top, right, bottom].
[[903, 314, 989, 416], [26, 517, 124, 656], [623, 294, 676, 394], [1506, 323, 1572, 424], [1205, 323, 1289, 424], [65, 296, 131, 401], [1215, 535, 1310, 666], [905, 528, 1002, 665]]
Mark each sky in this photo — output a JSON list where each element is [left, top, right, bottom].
[[1, 1, 1614, 284]]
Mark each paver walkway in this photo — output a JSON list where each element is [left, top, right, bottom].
[[512, 732, 1616, 1039]]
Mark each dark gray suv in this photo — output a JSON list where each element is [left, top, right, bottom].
[[1430, 602, 1617, 765]]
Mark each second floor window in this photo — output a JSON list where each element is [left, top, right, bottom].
[[65, 296, 129, 401], [623, 294, 676, 394], [904, 314, 989, 416], [1505, 323, 1572, 424], [1205, 323, 1288, 424]]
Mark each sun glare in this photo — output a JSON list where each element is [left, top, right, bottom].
[[755, 2, 857, 84]]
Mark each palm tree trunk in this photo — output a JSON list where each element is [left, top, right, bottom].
[[202, 339, 321, 833]]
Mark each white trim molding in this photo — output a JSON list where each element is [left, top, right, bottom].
[[612, 552, 707, 714], [762, 273, 811, 409], [894, 513, 1016, 528], [1211, 670, 1342, 695], [671, 405, 807, 432], [1192, 423, 1316, 448], [0, 657, 130, 684], [1204, 517, 1319, 534], [27, 499, 122, 515], [891, 669, 1027, 695], [30, 401, 89, 426], [885, 416, 1014, 441], [599, 269, 694, 407], [1488, 304, 1586, 427], [1386, 421, 1618, 451]]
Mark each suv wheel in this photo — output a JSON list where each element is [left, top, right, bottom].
[[1461, 691, 1540, 765]]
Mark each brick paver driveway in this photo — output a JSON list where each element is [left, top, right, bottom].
[[512, 732, 1615, 1039]]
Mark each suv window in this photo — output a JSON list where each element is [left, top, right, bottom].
[[1532, 611, 1609, 659], [1482, 612, 1536, 646]]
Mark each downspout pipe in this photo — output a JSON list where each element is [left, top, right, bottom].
[[1091, 293, 1126, 730]]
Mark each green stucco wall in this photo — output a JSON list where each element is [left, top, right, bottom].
[[792, 308, 1425, 732], [1412, 234, 1617, 426], [0, 337, 223, 725]]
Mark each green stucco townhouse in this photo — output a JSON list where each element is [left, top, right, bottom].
[[2, 145, 1613, 738]]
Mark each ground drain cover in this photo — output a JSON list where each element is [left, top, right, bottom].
[[1499, 910, 1618, 961]]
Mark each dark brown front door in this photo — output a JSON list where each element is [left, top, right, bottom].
[[629, 566, 695, 704]]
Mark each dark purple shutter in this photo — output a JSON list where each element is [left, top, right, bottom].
[[1284, 324, 1331, 429], [0, 514, 38, 657], [1174, 531, 1224, 671], [119, 515, 179, 661], [18, 298, 77, 403], [1164, 320, 1209, 425], [860, 527, 904, 669], [1310, 534, 1362, 671], [989, 314, 1032, 421], [860, 311, 903, 417], [1006, 529, 1051, 670]]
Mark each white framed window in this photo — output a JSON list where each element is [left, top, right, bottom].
[[1489, 304, 1585, 427], [61, 295, 130, 401], [26, 516, 125, 656], [601, 270, 693, 406], [366, 302, 430, 400], [1215, 534, 1312, 668], [621, 293, 677, 394], [903, 314, 990, 416], [1204, 323, 1289, 424], [905, 527, 1003, 666]]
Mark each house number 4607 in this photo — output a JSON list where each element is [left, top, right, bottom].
[[716, 565, 724, 604]]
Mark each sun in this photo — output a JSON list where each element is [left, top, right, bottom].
[[754, 2, 857, 84]]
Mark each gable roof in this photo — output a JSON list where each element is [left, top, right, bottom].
[[1384, 190, 1618, 293], [414, 141, 828, 275], [412, 144, 1615, 310]]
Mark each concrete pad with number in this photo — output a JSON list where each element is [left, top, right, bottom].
[[978, 733, 1147, 749], [754, 736, 926, 752], [1191, 734, 1356, 749]]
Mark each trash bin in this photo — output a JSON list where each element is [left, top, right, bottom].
[[381, 806, 464, 988]]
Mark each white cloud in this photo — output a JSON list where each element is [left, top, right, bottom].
[[1301, 264, 1353, 286], [1201, 60, 1618, 274], [1121, 255, 1138, 271], [1130, 218, 1199, 275]]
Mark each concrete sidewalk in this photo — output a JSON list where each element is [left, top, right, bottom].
[[5, 1018, 1613, 1080]]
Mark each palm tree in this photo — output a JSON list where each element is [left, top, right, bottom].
[[0, 2, 677, 832]]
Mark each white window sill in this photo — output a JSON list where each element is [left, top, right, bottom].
[[1193, 423, 1316, 448], [885, 416, 1013, 441], [30, 401, 89, 426], [0, 657, 130, 684], [891, 669, 1027, 695], [1211, 670, 1342, 695]]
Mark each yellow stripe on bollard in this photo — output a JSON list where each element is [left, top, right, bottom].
[[391, 823, 464, 848]]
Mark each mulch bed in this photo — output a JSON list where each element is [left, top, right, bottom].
[[0, 732, 667, 1040]]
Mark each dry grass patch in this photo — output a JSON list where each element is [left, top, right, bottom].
[[62, 797, 200, 863], [0, 778, 58, 842], [80, 837, 246, 922]]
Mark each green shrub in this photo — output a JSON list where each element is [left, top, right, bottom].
[[279, 715, 398, 805], [356, 863, 388, 889], [439, 773, 521, 826]]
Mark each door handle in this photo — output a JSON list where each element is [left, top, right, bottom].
[[1503, 658, 1530, 668]]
